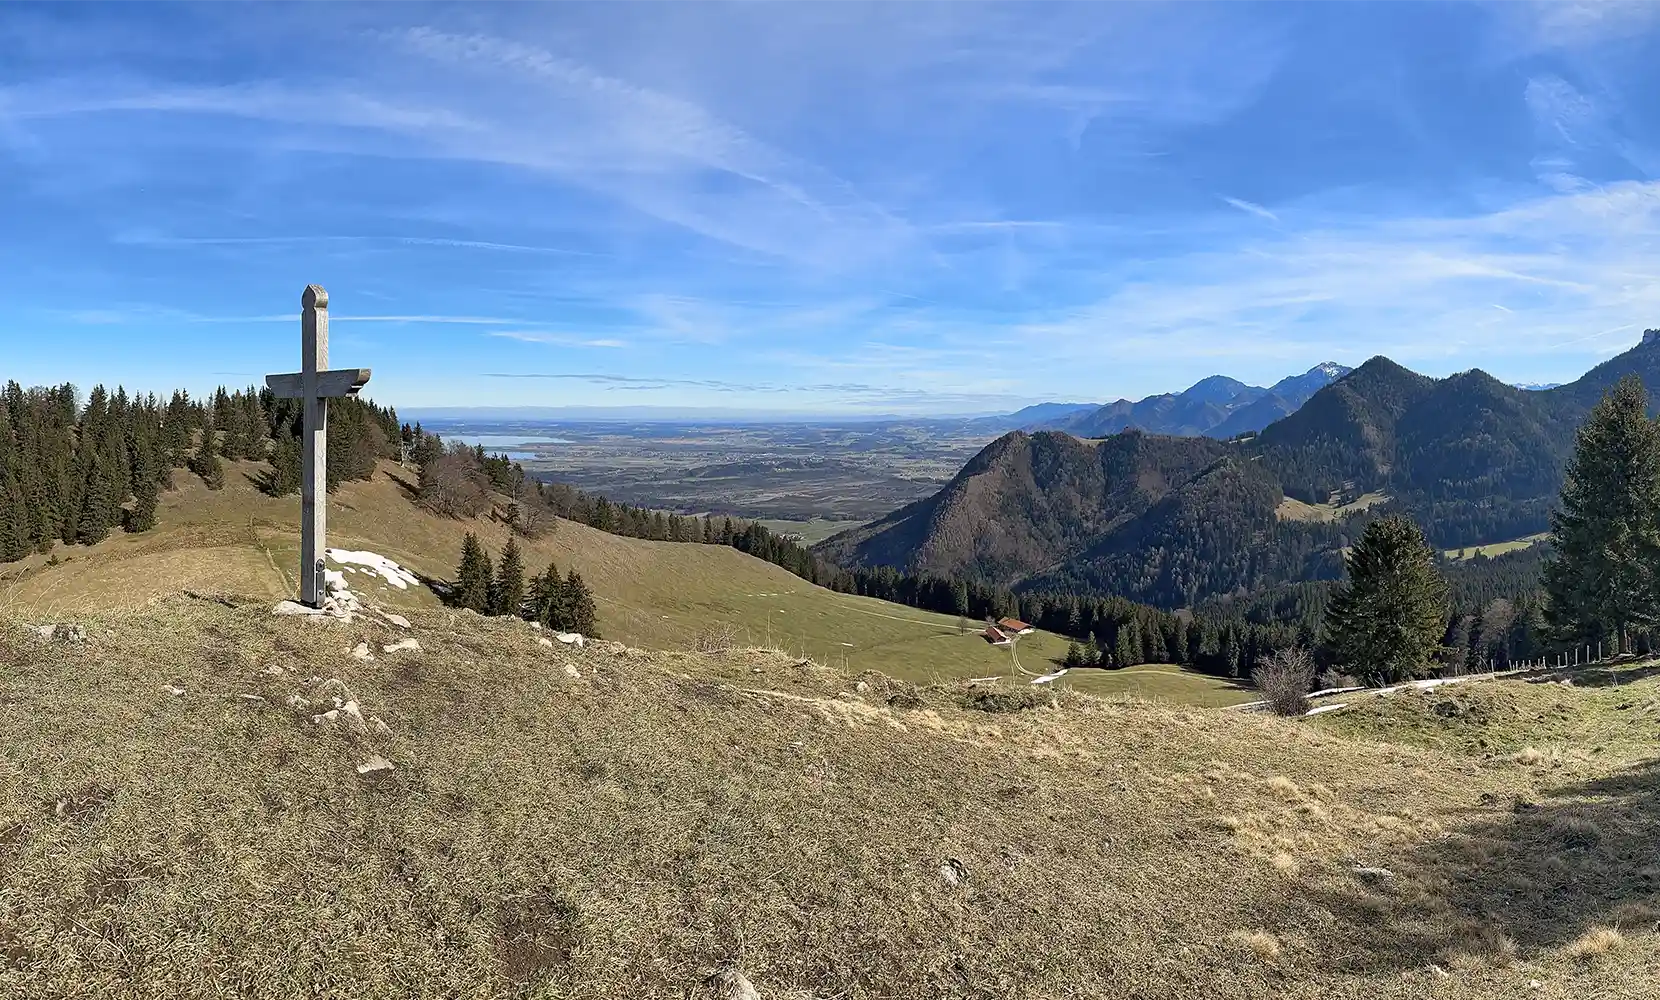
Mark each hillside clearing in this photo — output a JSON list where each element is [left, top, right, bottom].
[[1275, 491, 1390, 523], [0, 463, 1077, 687], [1, 599, 1656, 998], [1443, 533, 1551, 561]]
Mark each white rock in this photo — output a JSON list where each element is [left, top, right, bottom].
[[262, 664, 286, 676], [855, 680, 870, 694], [272, 600, 313, 616], [556, 632, 585, 647], [371, 717, 392, 735], [529, 621, 542, 630], [382, 612, 412, 629], [285, 695, 310, 709], [356, 755, 395, 775], [1351, 865, 1395, 880], [163, 685, 186, 697], [312, 709, 341, 724], [940, 859, 966, 887], [351, 642, 374, 661], [383, 638, 421, 654], [342, 700, 363, 721], [563, 663, 581, 679], [238, 694, 266, 705], [538, 637, 554, 648]]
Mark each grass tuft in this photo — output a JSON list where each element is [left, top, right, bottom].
[[1566, 926, 1625, 960]]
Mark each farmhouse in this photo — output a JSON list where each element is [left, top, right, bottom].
[[982, 618, 1035, 645], [982, 625, 1012, 646]]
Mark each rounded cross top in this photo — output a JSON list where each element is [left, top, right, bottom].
[[302, 284, 329, 309]]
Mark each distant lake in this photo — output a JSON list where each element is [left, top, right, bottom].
[[443, 434, 574, 448]]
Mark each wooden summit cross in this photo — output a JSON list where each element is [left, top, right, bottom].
[[265, 285, 371, 607]]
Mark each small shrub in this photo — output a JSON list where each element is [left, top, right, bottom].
[[1254, 646, 1316, 717], [693, 623, 739, 654], [1513, 746, 1547, 766], [886, 686, 925, 711]]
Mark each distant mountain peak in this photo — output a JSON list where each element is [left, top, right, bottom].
[[1312, 361, 1348, 378]]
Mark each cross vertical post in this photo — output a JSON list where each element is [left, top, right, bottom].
[[301, 284, 328, 607], [265, 285, 370, 610]]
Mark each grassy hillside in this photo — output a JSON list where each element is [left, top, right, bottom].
[[0, 460, 1137, 687], [2, 599, 1656, 998]]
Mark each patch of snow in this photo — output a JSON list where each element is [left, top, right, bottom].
[[382, 612, 411, 629], [1030, 667, 1069, 685], [556, 632, 585, 647], [1305, 703, 1349, 717], [382, 638, 421, 654], [1306, 685, 1367, 699], [327, 549, 419, 590]]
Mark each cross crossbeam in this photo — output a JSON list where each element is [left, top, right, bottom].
[[264, 285, 371, 607]]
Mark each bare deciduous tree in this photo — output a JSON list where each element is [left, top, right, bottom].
[[1253, 645, 1317, 717]]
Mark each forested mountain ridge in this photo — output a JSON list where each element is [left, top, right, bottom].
[[819, 332, 1660, 608], [815, 430, 1226, 586]]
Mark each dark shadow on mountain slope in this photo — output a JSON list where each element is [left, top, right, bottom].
[[1284, 757, 1660, 975]]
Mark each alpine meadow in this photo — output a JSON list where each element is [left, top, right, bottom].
[[8, 3, 1660, 999]]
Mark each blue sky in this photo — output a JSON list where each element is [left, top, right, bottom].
[[5, 1, 1660, 415]]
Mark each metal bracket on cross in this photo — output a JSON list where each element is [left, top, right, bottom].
[[264, 285, 372, 607]]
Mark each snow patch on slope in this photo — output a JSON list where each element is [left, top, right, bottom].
[[327, 549, 420, 589]]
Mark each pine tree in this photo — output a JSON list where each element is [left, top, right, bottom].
[[528, 561, 562, 625], [126, 429, 160, 533], [455, 533, 493, 612], [564, 570, 598, 636], [264, 424, 303, 497], [1543, 375, 1660, 653], [191, 426, 225, 490], [1064, 641, 1083, 668], [491, 537, 526, 617], [1323, 514, 1449, 685]]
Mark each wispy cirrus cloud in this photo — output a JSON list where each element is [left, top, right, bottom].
[[7, 2, 1660, 410]]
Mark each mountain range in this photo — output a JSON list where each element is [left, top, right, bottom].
[[817, 331, 1660, 610], [1022, 362, 1353, 439]]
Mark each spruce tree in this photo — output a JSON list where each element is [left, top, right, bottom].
[[1543, 375, 1660, 653], [455, 533, 493, 612], [265, 424, 302, 497], [564, 570, 598, 636], [191, 427, 225, 490], [492, 537, 526, 617], [1323, 514, 1449, 685], [528, 561, 561, 625]]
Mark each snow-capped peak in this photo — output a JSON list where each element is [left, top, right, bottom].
[[1313, 361, 1347, 378]]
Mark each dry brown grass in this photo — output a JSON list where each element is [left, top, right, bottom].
[[1565, 926, 1625, 960], [3, 598, 1660, 998]]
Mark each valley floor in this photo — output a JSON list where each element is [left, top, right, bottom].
[[2, 599, 1658, 998]]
